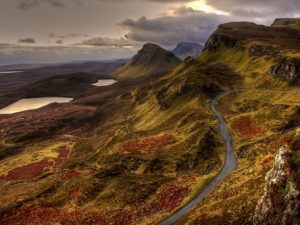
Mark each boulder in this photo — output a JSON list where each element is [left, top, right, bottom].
[[254, 147, 300, 225]]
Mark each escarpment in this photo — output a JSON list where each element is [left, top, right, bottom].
[[203, 33, 237, 51]]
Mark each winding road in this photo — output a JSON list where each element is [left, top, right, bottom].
[[159, 91, 238, 225]]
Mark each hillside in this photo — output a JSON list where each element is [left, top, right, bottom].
[[172, 42, 203, 59], [0, 41, 241, 225], [115, 43, 181, 79], [0, 18, 299, 225], [172, 19, 300, 225]]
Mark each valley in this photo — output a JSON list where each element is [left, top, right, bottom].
[[0, 18, 299, 225]]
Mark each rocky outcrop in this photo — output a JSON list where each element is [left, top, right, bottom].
[[203, 33, 237, 51], [253, 147, 300, 225], [269, 57, 300, 84], [249, 44, 280, 57]]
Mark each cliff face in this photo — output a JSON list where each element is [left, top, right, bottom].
[[271, 18, 300, 30], [202, 21, 300, 85], [269, 58, 300, 84], [203, 33, 237, 51], [254, 147, 300, 225]]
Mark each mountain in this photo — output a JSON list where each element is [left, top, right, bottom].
[[115, 43, 181, 79], [271, 18, 300, 30], [0, 18, 300, 225], [175, 19, 300, 224], [172, 42, 203, 59]]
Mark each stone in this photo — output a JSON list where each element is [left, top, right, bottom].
[[253, 147, 300, 225], [269, 57, 300, 84]]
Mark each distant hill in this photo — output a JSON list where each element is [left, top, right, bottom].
[[0, 60, 125, 87], [172, 42, 203, 59], [115, 43, 181, 79], [271, 18, 300, 30]]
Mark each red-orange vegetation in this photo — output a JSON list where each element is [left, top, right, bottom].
[[260, 156, 274, 167], [0, 206, 133, 225], [120, 134, 176, 153], [69, 187, 83, 199], [61, 169, 93, 179], [234, 116, 266, 137], [53, 145, 70, 165], [0, 159, 53, 182], [152, 184, 189, 212], [0, 145, 71, 182], [270, 133, 293, 149], [137, 182, 190, 217]]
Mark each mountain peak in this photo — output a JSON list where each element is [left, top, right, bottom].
[[142, 42, 162, 50], [115, 43, 181, 79]]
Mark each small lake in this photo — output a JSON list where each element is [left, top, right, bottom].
[[0, 97, 73, 114], [0, 71, 23, 74], [92, 79, 117, 87]]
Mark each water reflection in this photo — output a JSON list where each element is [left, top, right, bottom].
[[92, 79, 117, 87], [0, 97, 73, 114], [0, 71, 23, 74]]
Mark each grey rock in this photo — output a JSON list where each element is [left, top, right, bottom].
[[253, 147, 300, 225], [269, 57, 300, 84], [249, 44, 280, 57], [203, 34, 237, 51]]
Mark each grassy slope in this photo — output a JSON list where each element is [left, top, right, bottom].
[[0, 52, 242, 224], [174, 22, 300, 225]]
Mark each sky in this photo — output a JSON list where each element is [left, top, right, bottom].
[[0, 0, 299, 64]]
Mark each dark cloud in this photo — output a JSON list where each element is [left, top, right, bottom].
[[118, 0, 300, 47], [17, 0, 192, 9], [6, 0, 300, 65], [120, 7, 231, 46], [18, 0, 65, 9], [207, 0, 300, 11], [146, 0, 193, 2], [81, 37, 141, 47], [206, 0, 300, 21], [47, 32, 89, 39], [56, 40, 63, 44], [18, 37, 36, 44]]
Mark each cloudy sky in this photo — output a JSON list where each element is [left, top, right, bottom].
[[0, 0, 299, 64]]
